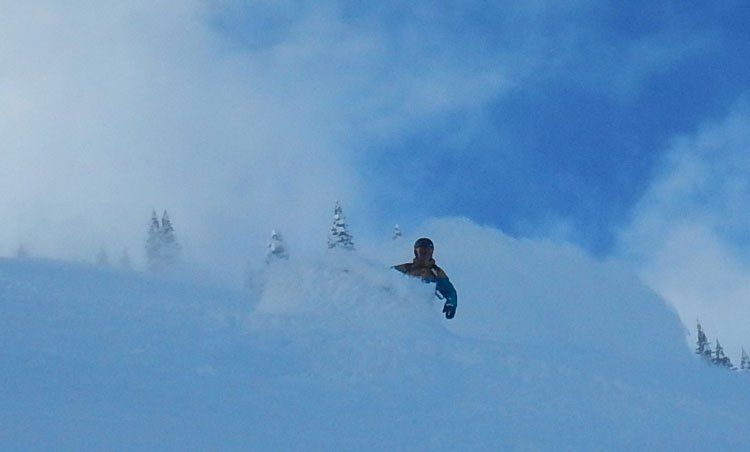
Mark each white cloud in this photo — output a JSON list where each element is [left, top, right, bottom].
[[0, 1, 519, 278], [618, 102, 750, 355], [0, 0, 720, 283], [0, 1, 362, 274]]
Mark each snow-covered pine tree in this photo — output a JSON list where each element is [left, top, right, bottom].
[[160, 210, 181, 268], [740, 348, 750, 372], [696, 321, 712, 360], [146, 210, 162, 272], [327, 201, 354, 250], [393, 224, 402, 240], [96, 246, 109, 266], [713, 339, 734, 369], [265, 229, 289, 264]]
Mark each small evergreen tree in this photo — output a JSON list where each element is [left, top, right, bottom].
[[696, 321, 712, 360], [327, 201, 354, 250], [146, 210, 162, 272], [145, 209, 180, 272], [393, 224, 402, 240], [160, 210, 181, 268], [265, 229, 289, 264], [740, 348, 749, 372], [713, 339, 734, 369]]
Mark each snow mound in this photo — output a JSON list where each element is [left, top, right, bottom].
[[248, 252, 456, 379], [2, 233, 750, 451], [402, 218, 689, 362]]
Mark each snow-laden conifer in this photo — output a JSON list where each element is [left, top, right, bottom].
[[713, 339, 734, 369], [146, 210, 161, 272], [145, 210, 181, 272], [740, 348, 750, 372], [160, 210, 181, 268], [266, 229, 289, 264], [327, 201, 354, 250], [393, 224, 402, 240], [696, 321, 712, 360]]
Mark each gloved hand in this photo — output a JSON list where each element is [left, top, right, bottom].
[[442, 303, 456, 319]]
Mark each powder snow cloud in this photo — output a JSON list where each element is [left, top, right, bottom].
[[618, 102, 750, 355], [0, 1, 373, 275]]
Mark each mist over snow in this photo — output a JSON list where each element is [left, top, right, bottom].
[[0, 1, 508, 276], [4, 217, 750, 451], [619, 104, 750, 355], [0, 1, 366, 275]]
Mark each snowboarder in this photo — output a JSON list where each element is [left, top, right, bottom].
[[394, 237, 458, 319]]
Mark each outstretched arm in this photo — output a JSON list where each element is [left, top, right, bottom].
[[436, 277, 457, 308], [436, 277, 457, 319]]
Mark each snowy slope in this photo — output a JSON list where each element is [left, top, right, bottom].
[[2, 219, 750, 451]]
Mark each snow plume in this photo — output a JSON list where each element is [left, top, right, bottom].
[[619, 104, 750, 356], [251, 218, 690, 379], [366, 217, 688, 361], [250, 253, 448, 379]]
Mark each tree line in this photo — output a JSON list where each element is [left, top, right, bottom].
[[14, 201, 403, 270], [141, 201, 401, 270], [265, 200, 402, 264], [695, 321, 750, 372]]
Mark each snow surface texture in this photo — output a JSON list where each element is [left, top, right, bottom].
[[2, 218, 749, 451]]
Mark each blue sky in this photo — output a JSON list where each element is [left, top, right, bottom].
[[255, 0, 749, 253], [213, 0, 750, 251]]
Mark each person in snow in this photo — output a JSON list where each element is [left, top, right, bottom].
[[394, 237, 458, 319]]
